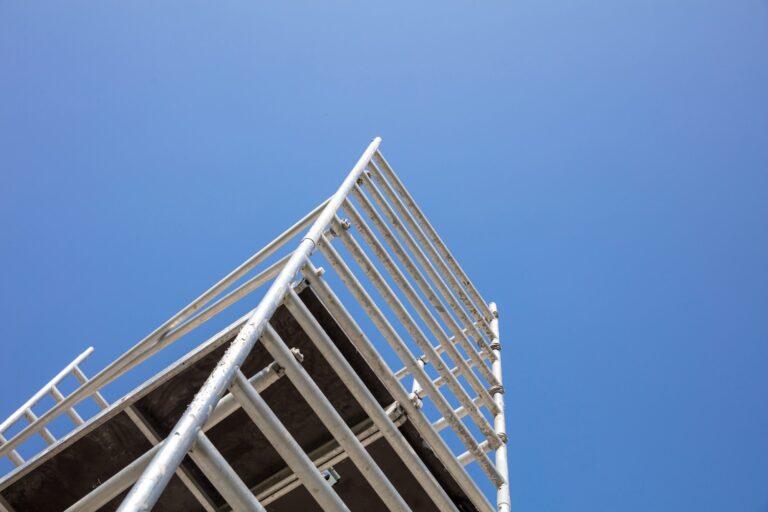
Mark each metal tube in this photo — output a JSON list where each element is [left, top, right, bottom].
[[372, 151, 495, 328], [303, 263, 494, 512], [65, 361, 288, 512], [341, 199, 499, 413], [317, 236, 503, 484], [352, 180, 498, 377], [117, 137, 381, 511], [105, 196, 329, 377], [490, 302, 511, 512], [0, 199, 328, 461], [395, 336, 485, 379], [352, 183, 495, 384], [458, 440, 492, 466], [396, 343, 491, 397], [0, 347, 94, 437], [261, 324, 409, 512], [258, 424, 382, 507], [21, 410, 55, 446], [432, 396, 484, 432], [431, 365, 470, 389], [49, 387, 84, 426], [66, 446, 158, 512], [330, 219, 501, 449], [206, 361, 286, 430], [253, 402, 406, 507], [163, 254, 289, 341], [117, 315, 286, 512], [399, 359, 464, 389], [284, 288, 458, 512], [123, 407, 217, 512], [71, 366, 110, 410], [423, 333, 484, 366], [230, 371, 350, 512], [189, 433, 266, 512], [114, 254, 306, 402], [360, 171, 495, 356], [0, 435, 23, 467]]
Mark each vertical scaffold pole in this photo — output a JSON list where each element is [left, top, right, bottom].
[[490, 302, 511, 512]]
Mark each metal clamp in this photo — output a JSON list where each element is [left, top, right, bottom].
[[322, 467, 341, 487]]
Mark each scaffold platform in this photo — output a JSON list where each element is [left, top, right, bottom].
[[0, 138, 510, 512]]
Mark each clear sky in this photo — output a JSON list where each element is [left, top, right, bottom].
[[1, 1, 767, 511]]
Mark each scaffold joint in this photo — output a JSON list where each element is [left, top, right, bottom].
[[489, 384, 505, 395]]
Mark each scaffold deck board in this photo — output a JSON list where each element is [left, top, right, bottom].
[[0, 286, 474, 511]]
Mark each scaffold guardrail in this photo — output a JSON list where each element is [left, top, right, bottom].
[[0, 137, 510, 512]]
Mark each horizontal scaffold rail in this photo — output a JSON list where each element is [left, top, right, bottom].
[[0, 137, 510, 512]]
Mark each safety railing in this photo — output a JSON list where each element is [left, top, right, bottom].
[[0, 198, 331, 477], [0, 347, 109, 469], [0, 137, 509, 512]]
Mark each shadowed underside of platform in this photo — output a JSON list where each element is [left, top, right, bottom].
[[0, 287, 475, 511]]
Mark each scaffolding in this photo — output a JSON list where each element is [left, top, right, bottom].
[[0, 138, 510, 512]]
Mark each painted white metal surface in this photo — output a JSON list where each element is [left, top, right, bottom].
[[0, 138, 511, 512]]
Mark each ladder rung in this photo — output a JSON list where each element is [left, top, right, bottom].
[[23, 410, 56, 446], [49, 386, 84, 426], [0, 434, 24, 467], [72, 366, 110, 410]]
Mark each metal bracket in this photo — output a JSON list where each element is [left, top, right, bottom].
[[289, 348, 305, 364], [329, 219, 351, 237], [322, 467, 341, 487]]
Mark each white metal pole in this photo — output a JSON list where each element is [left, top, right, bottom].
[[351, 183, 499, 383], [65, 360, 290, 512], [0, 347, 94, 436], [253, 406, 405, 506], [229, 371, 350, 512], [188, 433, 266, 512], [0, 434, 23, 467], [260, 323, 409, 512], [0, 200, 327, 461], [365, 167, 495, 342], [303, 263, 494, 512], [330, 217, 502, 449], [317, 235, 504, 485], [283, 288, 459, 512], [116, 137, 380, 512], [490, 302, 511, 512], [341, 199, 499, 411], [355, 176, 497, 363], [372, 151, 495, 327]]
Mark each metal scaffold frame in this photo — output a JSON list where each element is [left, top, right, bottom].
[[0, 137, 511, 512]]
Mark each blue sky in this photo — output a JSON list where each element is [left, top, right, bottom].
[[1, 1, 767, 510]]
